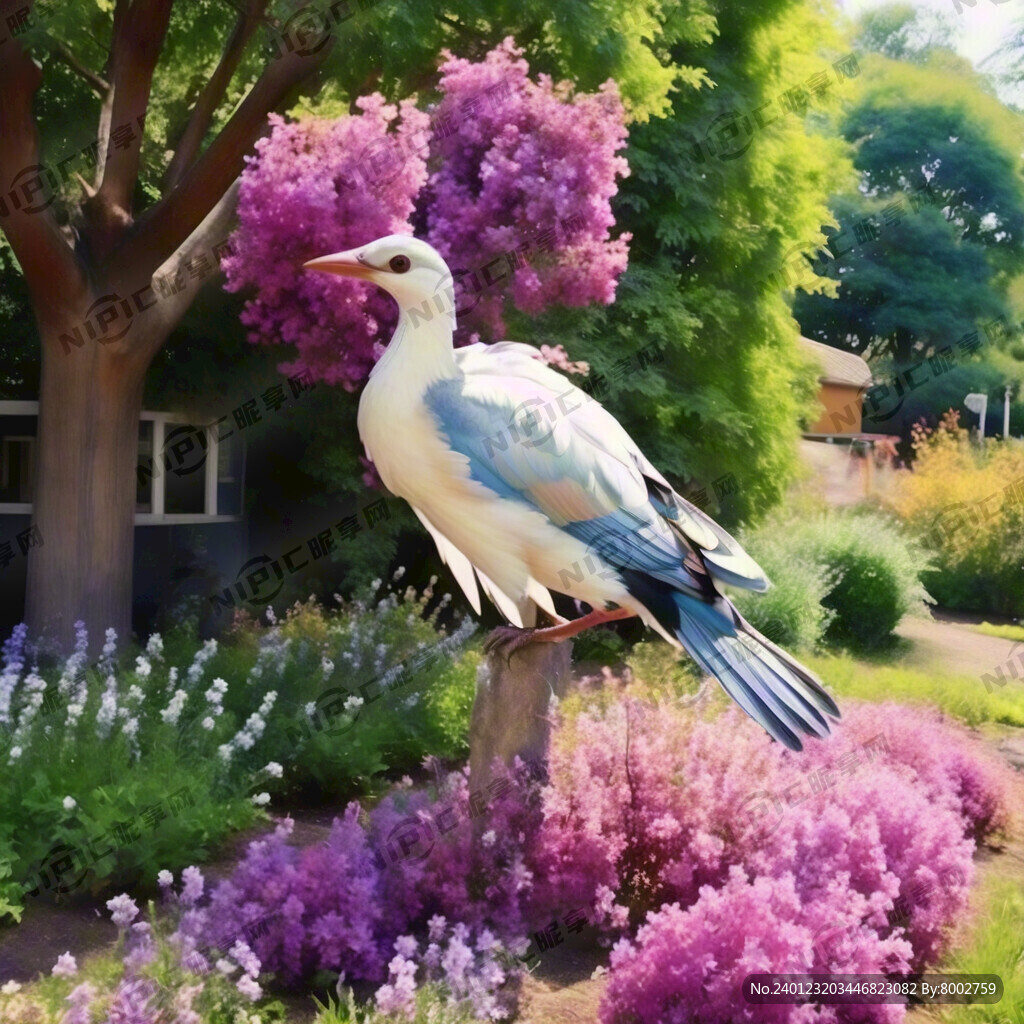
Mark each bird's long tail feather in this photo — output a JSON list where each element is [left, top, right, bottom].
[[672, 593, 840, 750]]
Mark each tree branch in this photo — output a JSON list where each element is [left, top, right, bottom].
[[135, 177, 242, 360], [0, 40, 88, 327], [164, 0, 267, 191], [96, 0, 175, 215], [50, 43, 111, 97], [108, 43, 330, 282]]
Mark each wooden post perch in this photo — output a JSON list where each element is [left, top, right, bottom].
[[468, 641, 572, 810]]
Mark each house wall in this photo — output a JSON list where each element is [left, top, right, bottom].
[[807, 381, 865, 435]]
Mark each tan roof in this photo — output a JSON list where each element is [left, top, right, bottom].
[[799, 336, 872, 388]]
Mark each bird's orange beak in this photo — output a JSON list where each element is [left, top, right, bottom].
[[303, 250, 376, 278]]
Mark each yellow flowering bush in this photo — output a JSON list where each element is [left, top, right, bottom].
[[885, 411, 1024, 616]]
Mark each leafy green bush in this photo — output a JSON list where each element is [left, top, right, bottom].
[[811, 512, 930, 649], [0, 576, 478, 924], [731, 520, 837, 652], [737, 505, 930, 651]]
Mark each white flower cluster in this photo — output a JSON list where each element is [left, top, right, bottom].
[[11, 669, 48, 753], [94, 675, 119, 739], [0, 624, 28, 728], [205, 677, 228, 717], [218, 692, 276, 763], [247, 630, 291, 686], [186, 638, 218, 689], [145, 632, 164, 661], [57, 621, 89, 698], [99, 628, 118, 677], [161, 688, 189, 727]]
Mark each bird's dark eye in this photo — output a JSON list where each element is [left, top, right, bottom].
[[389, 255, 411, 273]]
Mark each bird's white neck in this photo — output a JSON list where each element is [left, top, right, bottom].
[[369, 301, 459, 387]]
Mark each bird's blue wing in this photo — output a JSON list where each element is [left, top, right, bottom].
[[430, 345, 839, 752]]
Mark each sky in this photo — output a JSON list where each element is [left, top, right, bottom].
[[839, 0, 1021, 73]]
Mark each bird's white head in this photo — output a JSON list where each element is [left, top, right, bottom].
[[303, 234, 454, 316]]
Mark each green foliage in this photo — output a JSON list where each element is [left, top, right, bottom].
[[730, 517, 837, 651], [818, 518, 927, 648], [516, 0, 854, 524], [804, 651, 1024, 729], [423, 650, 480, 759], [936, 873, 1024, 1024], [853, 3, 956, 64], [0, 582, 478, 924], [313, 984, 482, 1024], [974, 622, 1024, 643], [733, 504, 931, 651], [796, 192, 1007, 371], [796, 45, 1024, 432]]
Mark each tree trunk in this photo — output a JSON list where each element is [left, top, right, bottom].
[[24, 319, 153, 651]]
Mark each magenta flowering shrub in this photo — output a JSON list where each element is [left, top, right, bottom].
[[223, 96, 429, 389], [424, 38, 631, 338], [576, 699, 1012, 1024], [792, 701, 1012, 843], [531, 699, 1010, 933], [603, 869, 910, 1024], [185, 762, 539, 990], [527, 699, 782, 925]]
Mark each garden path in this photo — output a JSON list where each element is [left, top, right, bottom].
[[896, 613, 1021, 683]]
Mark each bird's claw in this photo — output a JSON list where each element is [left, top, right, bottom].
[[483, 625, 539, 665]]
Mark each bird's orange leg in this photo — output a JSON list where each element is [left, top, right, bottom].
[[484, 607, 636, 662]]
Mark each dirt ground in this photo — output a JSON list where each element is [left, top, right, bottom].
[[896, 612, 1022, 681]]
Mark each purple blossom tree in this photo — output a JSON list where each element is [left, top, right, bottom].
[[223, 97, 430, 390], [424, 38, 631, 339], [225, 40, 631, 389]]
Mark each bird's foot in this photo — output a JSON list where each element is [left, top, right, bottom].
[[483, 625, 542, 664]]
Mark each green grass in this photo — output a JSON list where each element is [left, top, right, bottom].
[[932, 873, 1024, 1024], [974, 622, 1024, 644], [802, 653, 1024, 729]]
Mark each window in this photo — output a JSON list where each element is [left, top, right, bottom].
[[0, 411, 37, 507], [0, 403, 244, 523]]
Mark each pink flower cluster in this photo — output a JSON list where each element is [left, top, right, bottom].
[[183, 698, 1010, 1024], [424, 38, 631, 338], [223, 96, 429, 389], [586, 700, 1012, 1023]]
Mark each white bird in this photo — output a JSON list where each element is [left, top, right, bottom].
[[305, 235, 839, 750]]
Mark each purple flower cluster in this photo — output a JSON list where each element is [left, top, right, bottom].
[[225, 39, 630, 389], [224, 96, 429, 390], [424, 37, 631, 338], [183, 765, 537, 994], [182, 697, 1008, 1024]]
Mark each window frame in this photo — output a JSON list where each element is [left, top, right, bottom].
[[0, 402, 245, 524]]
